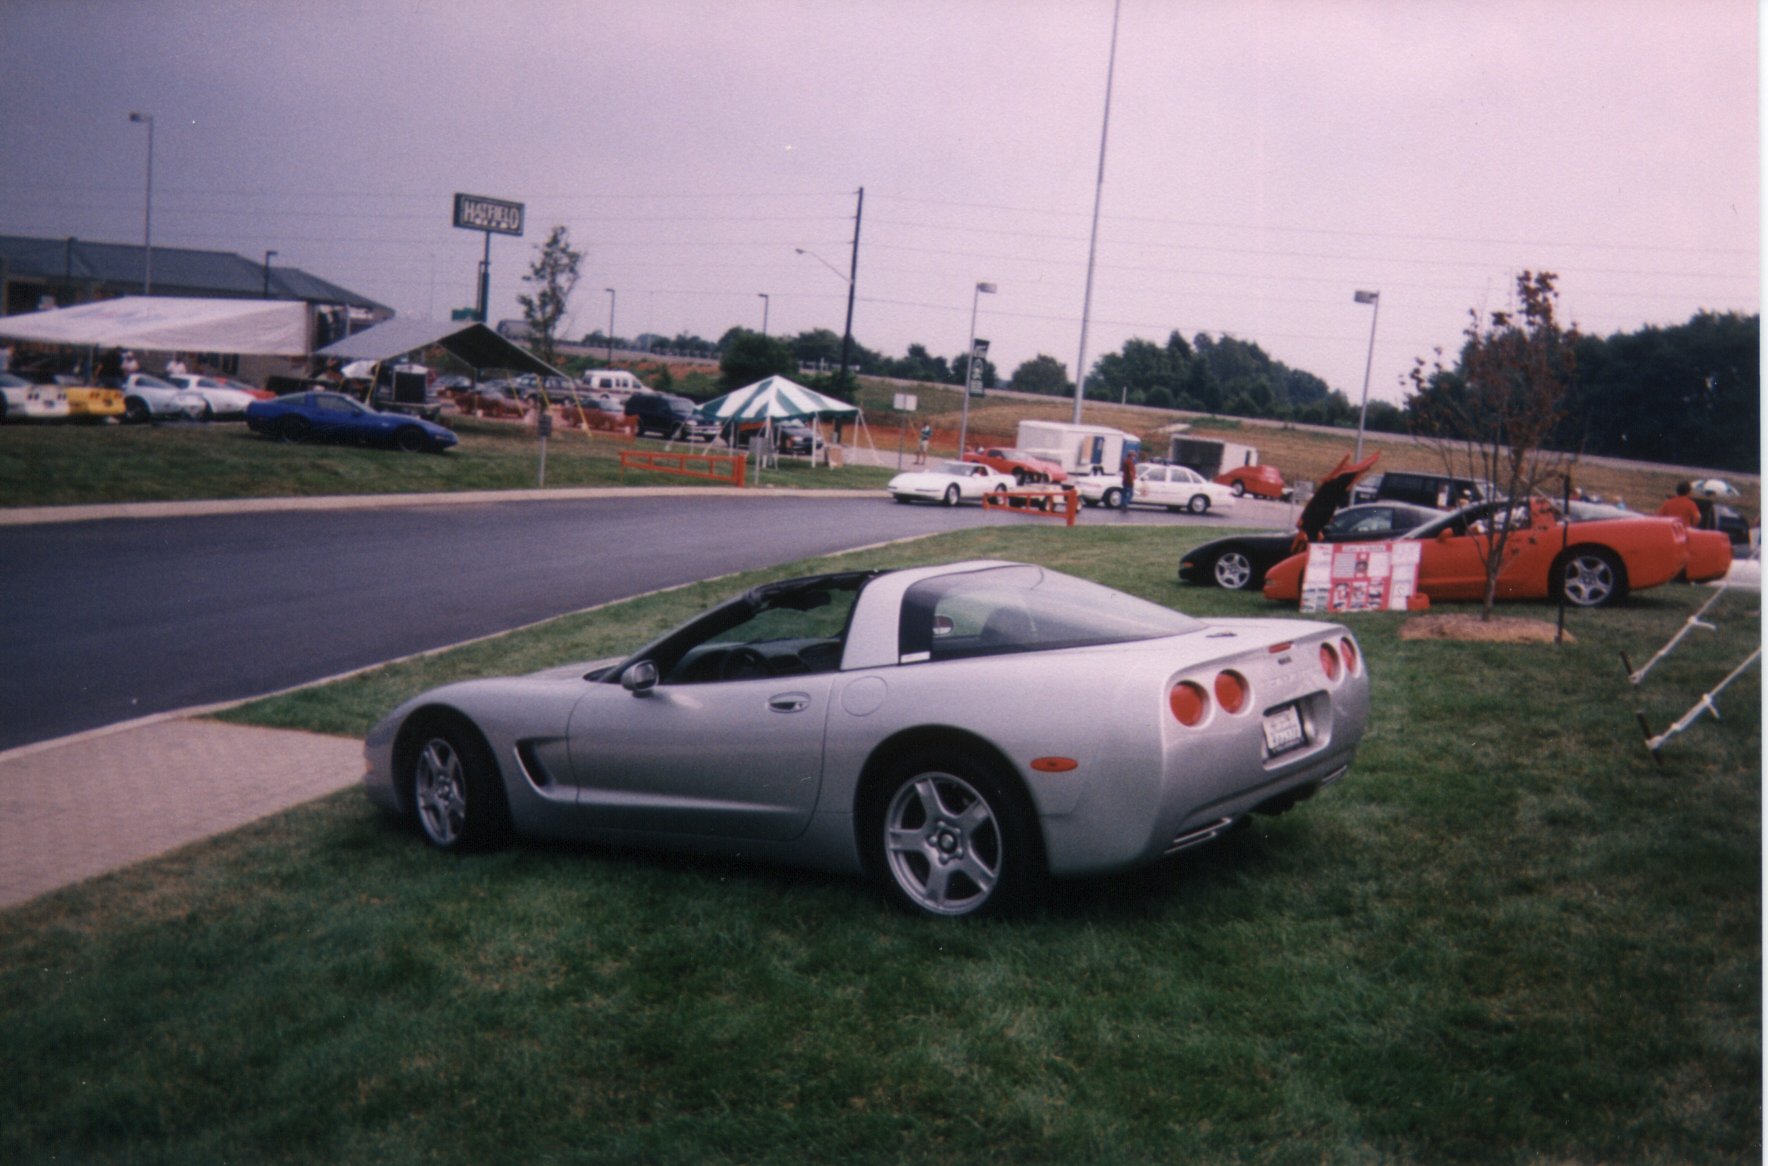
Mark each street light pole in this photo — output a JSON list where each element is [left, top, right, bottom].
[[795, 246, 851, 380], [757, 293, 770, 338], [262, 250, 278, 298], [957, 281, 997, 457], [1354, 289, 1381, 461], [605, 288, 616, 365], [128, 112, 154, 294]]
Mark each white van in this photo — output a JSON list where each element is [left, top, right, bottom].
[[580, 370, 647, 394]]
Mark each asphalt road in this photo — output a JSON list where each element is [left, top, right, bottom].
[[0, 491, 1279, 751]]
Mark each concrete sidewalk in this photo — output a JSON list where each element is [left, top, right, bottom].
[[0, 719, 362, 909]]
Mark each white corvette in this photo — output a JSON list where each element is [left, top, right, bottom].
[[888, 460, 1017, 506]]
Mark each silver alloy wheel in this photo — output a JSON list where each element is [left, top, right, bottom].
[[943, 484, 960, 506], [1560, 551, 1619, 607], [1188, 494, 1211, 514], [883, 771, 1002, 917], [1103, 487, 1123, 508], [413, 736, 468, 847], [1213, 550, 1255, 590]]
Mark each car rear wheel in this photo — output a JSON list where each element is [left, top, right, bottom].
[[1188, 495, 1211, 514], [406, 721, 509, 852], [1212, 550, 1257, 590], [864, 751, 1044, 919], [943, 484, 960, 506], [1555, 548, 1626, 607], [276, 416, 309, 443]]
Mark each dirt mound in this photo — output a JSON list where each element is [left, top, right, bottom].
[[1399, 614, 1571, 644]]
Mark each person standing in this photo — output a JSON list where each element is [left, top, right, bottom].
[[917, 422, 932, 465], [1656, 481, 1702, 528], [1119, 448, 1137, 513]]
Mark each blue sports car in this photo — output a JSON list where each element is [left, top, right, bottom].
[[246, 390, 458, 453]]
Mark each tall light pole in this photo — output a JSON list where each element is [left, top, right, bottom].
[[1353, 289, 1381, 460], [262, 250, 278, 298], [604, 288, 616, 365], [128, 112, 154, 294], [757, 292, 770, 338], [1072, 0, 1122, 423], [957, 281, 997, 457]]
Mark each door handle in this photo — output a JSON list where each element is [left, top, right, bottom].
[[768, 693, 811, 713]]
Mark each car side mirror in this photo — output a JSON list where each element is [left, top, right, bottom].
[[621, 660, 659, 696]]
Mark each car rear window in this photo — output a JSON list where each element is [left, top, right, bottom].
[[897, 565, 1201, 662]]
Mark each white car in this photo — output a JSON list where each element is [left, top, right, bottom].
[[120, 374, 207, 423], [0, 372, 70, 422], [1077, 463, 1238, 514], [889, 460, 1018, 506], [166, 374, 260, 419]]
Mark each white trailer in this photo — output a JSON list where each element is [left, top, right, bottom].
[[1015, 420, 1141, 476], [1168, 436, 1260, 478]]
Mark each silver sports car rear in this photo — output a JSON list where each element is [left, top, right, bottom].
[[365, 560, 1370, 918]]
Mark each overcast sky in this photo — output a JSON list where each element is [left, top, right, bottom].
[[1, 0, 1757, 403]]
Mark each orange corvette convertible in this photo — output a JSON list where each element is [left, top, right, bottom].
[[1263, 495, 1710, 608]]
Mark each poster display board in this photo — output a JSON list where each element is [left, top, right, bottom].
[[1298, 541, 1421, 613]]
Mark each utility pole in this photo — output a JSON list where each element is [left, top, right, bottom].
[[838, 187, 863, 390], [1072, 0, 1122, 423]]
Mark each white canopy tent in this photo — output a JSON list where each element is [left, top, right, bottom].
[[0, 296, 310, 356]]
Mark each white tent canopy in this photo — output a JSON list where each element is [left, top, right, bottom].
[[0, 296, 310, 356], [698, 376, 860, 422]]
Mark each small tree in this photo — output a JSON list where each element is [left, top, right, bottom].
[[517, 226, 582, 367], [719, 329, 796, 387], [1407, 270, 1581, 619]]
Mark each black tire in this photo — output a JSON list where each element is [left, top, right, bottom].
[[123, 397, 151, 425], [943, 484, 960, 506], [394, 426, 426, 453], [1231, 481, 1246, 497], [892, 494, 913, 504], [1103, 487, 1123, 509], [1012, 468, 1028, 486], [276, 416, 309, 444], [200, 402, 215, 423], [1212, 549, 1258, 591], [1554, 547, 1626, 607], [1188, 494, 1211, 515], [862, 750, 1045, 919], [404, 719, 510, 852]]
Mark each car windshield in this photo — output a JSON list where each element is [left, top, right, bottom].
[[898, 565, 1201, 662], [934, 461, 976, 476]]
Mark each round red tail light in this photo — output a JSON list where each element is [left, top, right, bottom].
[[1319, 642, 1341, 682], [1170, 681, 1209, 727], [1340, 637, 1359, 675], [1214, 670, 1249, 715]]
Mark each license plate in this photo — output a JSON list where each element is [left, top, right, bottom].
[[1262, 704, 1306, 756]]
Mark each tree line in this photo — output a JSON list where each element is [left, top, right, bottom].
[[531, 227, 1756, 472]]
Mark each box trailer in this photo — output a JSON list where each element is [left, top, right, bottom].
[[1015, 420, 1141, 476], [1168, 436, 1259, 478]]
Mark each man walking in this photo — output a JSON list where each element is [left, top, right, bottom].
[[1119, 447, 1137, 513]]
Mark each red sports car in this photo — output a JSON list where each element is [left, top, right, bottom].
[[963, 447, 1068, 485], [1215, 463, 1287, 500], [1263, 495, 1692, 608]]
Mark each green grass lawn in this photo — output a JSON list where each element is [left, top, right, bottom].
[[0, 417, 892, 507], [3, 526, 1759, 1163]]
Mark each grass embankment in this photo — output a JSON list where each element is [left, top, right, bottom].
[[0, 417, 893, 508], [4, 525, 1758, 1163]]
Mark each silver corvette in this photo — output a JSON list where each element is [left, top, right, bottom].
[[364, 561, 1370, 918]]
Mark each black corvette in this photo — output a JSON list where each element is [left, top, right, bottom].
[[1181, 501, 1443, 591]]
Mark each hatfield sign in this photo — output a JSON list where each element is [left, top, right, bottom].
[[452, 193, 525, 236]]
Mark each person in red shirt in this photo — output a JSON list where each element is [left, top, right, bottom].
[[1656, 481, 1703, 528]]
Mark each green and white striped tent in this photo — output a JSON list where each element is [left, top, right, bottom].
[[697, 376, 860, 423]]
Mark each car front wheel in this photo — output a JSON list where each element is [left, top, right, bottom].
[[864, 752, 1044, 919], [406, 721, 509, 852], [1188, 495, 1211, 514], [943, 484, 961, 506], [1103, 487, 1123, 508], [123, 397, 151, 424], [394, 427, 427, 453], [1555, 548, 1626, 607], [1231, 481, 1246, 497], [1212, 550, 1257, 590]]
